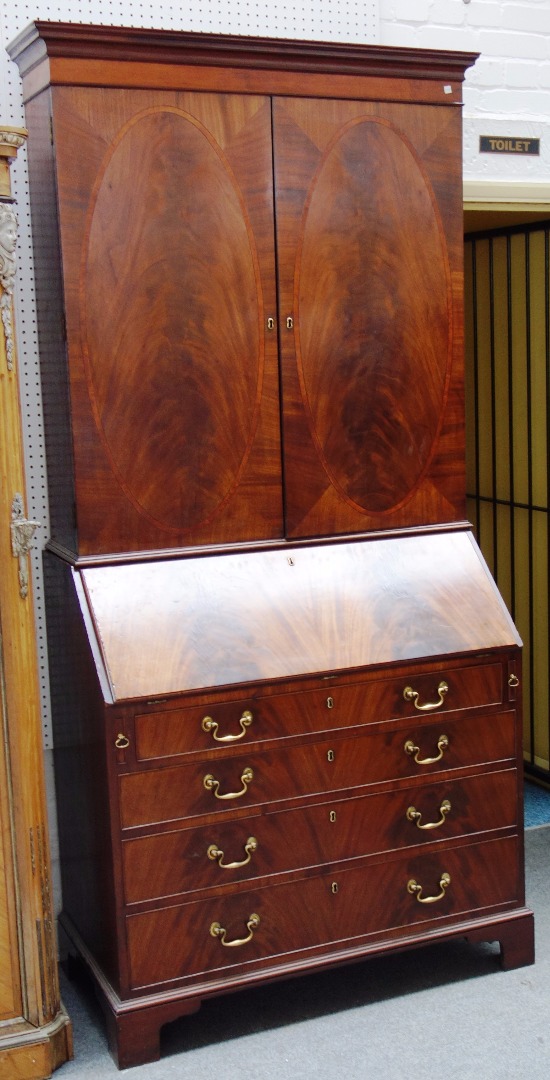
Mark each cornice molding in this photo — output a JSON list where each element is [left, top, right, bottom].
[[8, 21, 478, 83]]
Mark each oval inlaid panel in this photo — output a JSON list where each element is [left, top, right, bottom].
[[296, 118, 451, 514], [82, 108, 262, 531]]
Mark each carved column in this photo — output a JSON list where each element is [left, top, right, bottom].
[[0, 127, 72, 1078]]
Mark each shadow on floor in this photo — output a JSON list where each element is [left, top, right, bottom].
[[62, 931, 503, 1062]]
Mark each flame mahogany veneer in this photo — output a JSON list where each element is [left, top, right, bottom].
[[10, 23, 534, 1069]]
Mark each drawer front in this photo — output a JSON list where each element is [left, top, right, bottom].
[[126, 835, 520, 990], [122, 767, 518, 903], [120, 710, 517, 829], [133, 661, 505, 761]]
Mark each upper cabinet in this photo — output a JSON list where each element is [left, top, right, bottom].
[[10, 24, 476, 559]]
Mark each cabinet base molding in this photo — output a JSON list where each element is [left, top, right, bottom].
[[463, 908, 535, 970], [61, 909, 534, 1070], [0, 1010, 73, 1080]]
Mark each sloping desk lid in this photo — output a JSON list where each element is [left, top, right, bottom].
[[77, 530, 520, 703]]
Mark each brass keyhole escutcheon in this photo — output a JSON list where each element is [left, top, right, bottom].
[[331, 882, 339, 895], [327, 696, 334, 709], [329, 810, 337, 823], [327, 749, 335, 763]]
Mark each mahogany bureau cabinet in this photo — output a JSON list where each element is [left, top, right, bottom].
[[9, 22, 535, 1069]]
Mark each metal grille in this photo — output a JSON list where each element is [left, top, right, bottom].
[[465, 221, 550, 782]]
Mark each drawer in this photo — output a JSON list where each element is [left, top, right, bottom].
[[119, 709, 517, 829], [122, 767, 518, 903], [126, 835, 521, 990], [133, 660, 506, 761]]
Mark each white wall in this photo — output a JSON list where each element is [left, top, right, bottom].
[[379, 0, 550, 190], [1, 0, 548, 918]]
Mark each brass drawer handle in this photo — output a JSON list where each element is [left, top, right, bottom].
[[207, 836, 258, 869], [203, 767, 253, 800], [202, 710, 253, 743], [407, 872, 451, 904], [403, 680, 449, 711], [210, 913, 260, 947], [115, 733, 130, 749], [406, 799, 451, 830], [404, 734, 449, 765]]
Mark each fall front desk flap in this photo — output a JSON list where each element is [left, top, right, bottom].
[[75, 530, 520, 704]]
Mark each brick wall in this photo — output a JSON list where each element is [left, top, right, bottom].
[[379, 0, 550, 188]]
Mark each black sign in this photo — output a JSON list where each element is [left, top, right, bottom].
[[480, 136, 540, 155]]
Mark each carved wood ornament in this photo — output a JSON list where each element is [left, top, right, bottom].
[[0, 127, 26, 372]]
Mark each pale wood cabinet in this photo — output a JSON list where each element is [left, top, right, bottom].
[[9, 23, 534, 1070], [0, 127, 72, 1079]]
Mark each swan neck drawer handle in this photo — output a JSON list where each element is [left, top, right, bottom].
[[202, 710, 253, 743], [203, 767, 253, 800], [404, 734, 449, 765], [207, 836, 258, 869], [407, 872, 451, 904], [406, 799, 451, 830], [403, 680, 449, 711], [210, 913, 260, 947]]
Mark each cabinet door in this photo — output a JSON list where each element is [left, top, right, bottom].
[[53, 87, 283, 554], [273, 97, 465, 538]]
